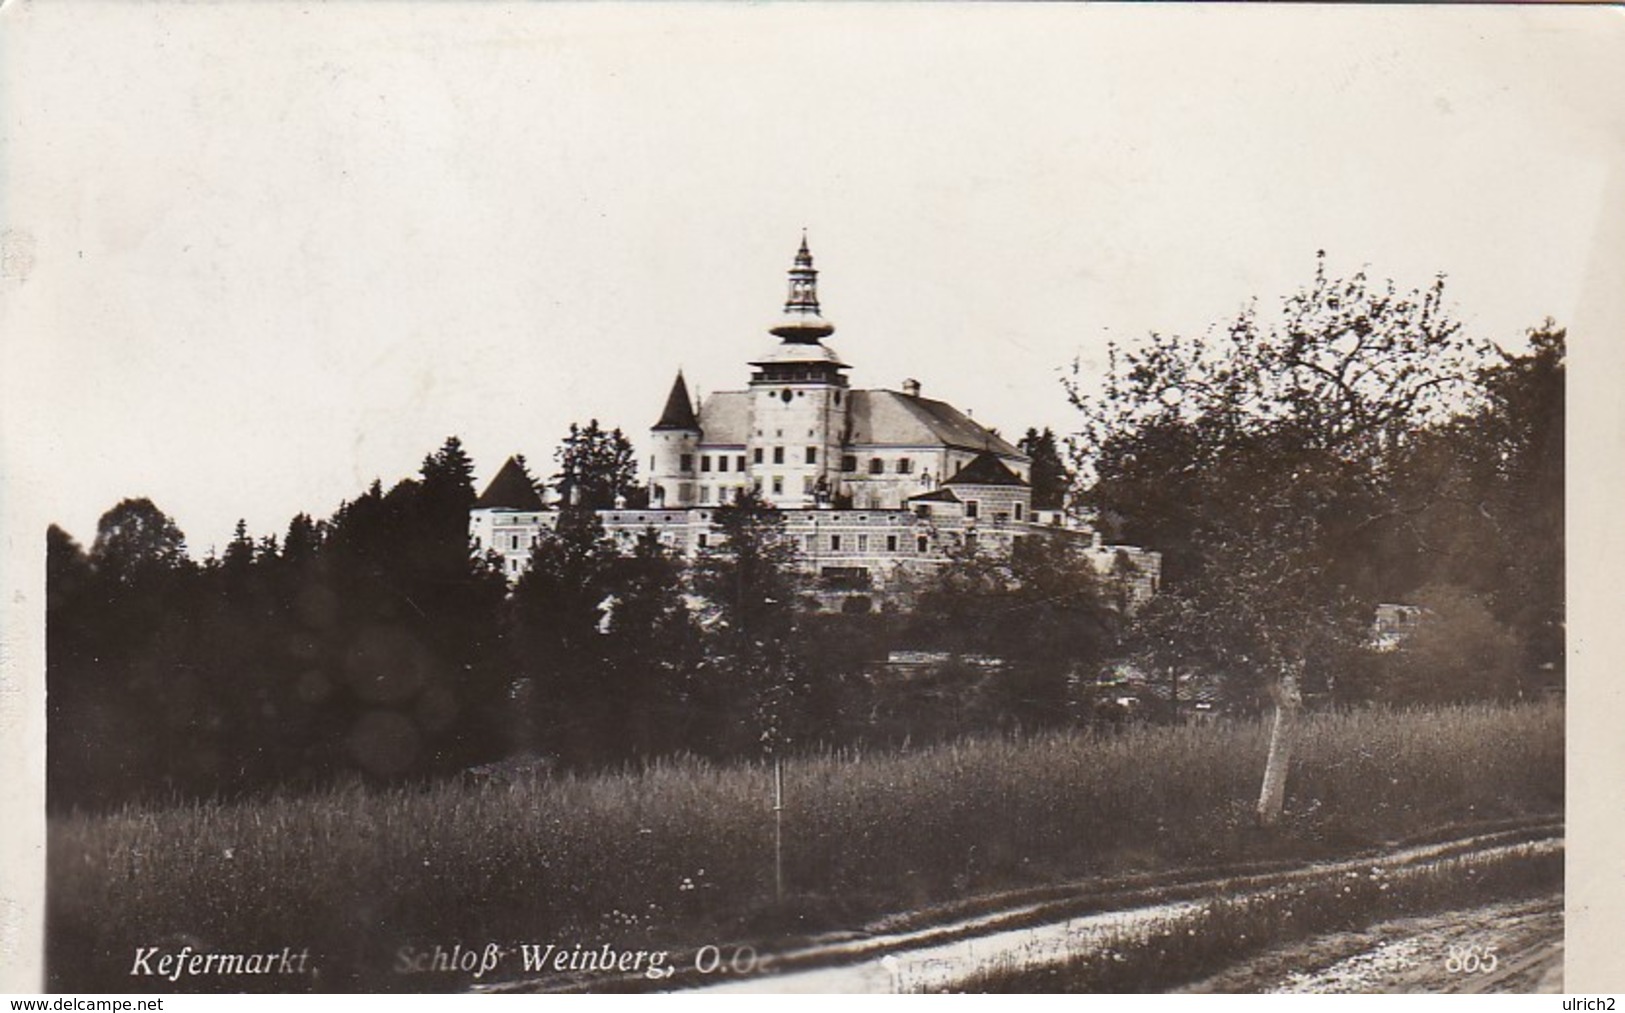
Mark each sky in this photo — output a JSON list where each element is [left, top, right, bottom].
[[5, 4, 1625, 988], [3, 3, 1623, 557]]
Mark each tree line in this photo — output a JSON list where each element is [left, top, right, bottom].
[[45, 257, 1563, 814], [45, 424, 1099, 811]]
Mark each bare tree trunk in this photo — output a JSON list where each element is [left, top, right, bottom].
[[1256, 659, 1303, 826]]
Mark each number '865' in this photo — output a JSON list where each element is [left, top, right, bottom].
[[1445, 945, 1499, 974]]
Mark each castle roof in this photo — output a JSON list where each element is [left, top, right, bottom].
[[688, 388, 1025, 458], [475, 456, 544, 510], [907, 487, 962, 504], [848, 391, 1025, 457], [695, 392, 751, 446], [944, 451, 1029, 487], [653, 372, 700, 431]]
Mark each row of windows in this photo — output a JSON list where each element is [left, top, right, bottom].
[[486, 524, 970, 563], [676, 450, 926, 474], [800, 532, 932, 555], [747, 446, 819, 466], [847, 456, 913, 475]]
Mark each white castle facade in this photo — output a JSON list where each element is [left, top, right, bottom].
[[470, 238, 1160, 610]]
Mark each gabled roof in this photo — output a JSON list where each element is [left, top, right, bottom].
[[695, 391, 751, 446], [475, 456, 544, 510], [944, 451, 1029, 487], [907, 488, 962, 504], [679, 386, 1028, 460], [654, 372, 700, 431], [846, 390, 1025, 457]]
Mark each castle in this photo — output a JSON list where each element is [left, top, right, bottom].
[[469, 237, 1160, 610]]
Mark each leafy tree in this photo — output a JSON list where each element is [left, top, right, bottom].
[[554, 420, 644, 510], [1473, 325, 1564, 676], [1372, 584, 1522, 704], [691, 488, 802, 755], [1017, 426, 1072, 512], [905, 530, 1115, 731], [1070, 254, 1487, 824], [508, 507, 620, 763], [600, 529, 705, 759], [89, 497, 190, 585]]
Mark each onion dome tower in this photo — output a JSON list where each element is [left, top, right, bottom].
[[770, 233, 836, 342], [748, 234, 851, 508]]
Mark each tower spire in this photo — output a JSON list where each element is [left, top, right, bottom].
[[770, 233, 835, 342], [653, 370, 699, 430]]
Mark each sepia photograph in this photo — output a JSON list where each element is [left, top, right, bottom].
[[3, 1, 1623, 996]]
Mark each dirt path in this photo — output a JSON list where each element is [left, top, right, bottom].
[[1179, 894, 1562, 993], [685, 831, 1562, 993], [480, 819, 1562, 994]]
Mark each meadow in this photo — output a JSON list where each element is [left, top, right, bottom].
[[48, 700, 1562, 991]]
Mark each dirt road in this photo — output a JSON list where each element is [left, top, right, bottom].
[[689, 828, 1562, 994], [482, 819, 1562, 994], [1181, 894, 1562, 993]]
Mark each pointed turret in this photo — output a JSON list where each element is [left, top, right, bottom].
[[654, 371, 699, 431], [769, 232, 836, 342], [475, 456, 545, 510]]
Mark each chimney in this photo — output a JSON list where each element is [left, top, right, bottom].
[[902, 378, 921, 397]]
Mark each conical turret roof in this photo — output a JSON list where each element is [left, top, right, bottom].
[[654, 371, 700, 431]]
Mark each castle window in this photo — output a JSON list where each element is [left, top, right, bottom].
[[772, 476, 784, 495], [857, 534, 868, 553], [511, 534, 521, 550], [781, 389, 793, 404], [830, 534, 842, 552], [966, 532, 978, 551], [700, 487, 711, 504], [680, 454, 693, 473], [754, 448, 764, 465], [897, 458, 912, 474], [806, 446, 817, 464], [917, 535, 928, 553], [510, 559, 520, 573], [697, 533, 708, 549], [802, 475, 814, 493], [804, 534, 816, 553], [869, 458, 884, 475], [834, 391, 842, 405], [966, 500, 980, 519], [886, 534, 898, 553], [774, 446, 785, 464], [1014, 503, 1024, 520], [737, 455, 746, 471], [474, 536, 482, 550], [842, 455, 857, 472], [718, 456, 729, 472], [701, 456, 712, 472]]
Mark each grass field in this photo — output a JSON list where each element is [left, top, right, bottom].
[[47, 701, 1562, 991]]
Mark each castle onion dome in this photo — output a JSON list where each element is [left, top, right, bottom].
[[769, 233, 836, 342]]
